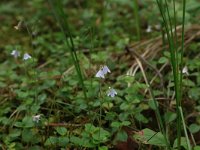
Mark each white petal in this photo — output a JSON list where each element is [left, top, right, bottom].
[[32, 115, 41, 123], [146, 25, 152, 33], [107, 88, 117, 97], [95, 69, 105, 78], [23, 53, 32, 60], [11, 50, 20, 58], [182, 66, 189, 75], [102, 66, 111, 74]]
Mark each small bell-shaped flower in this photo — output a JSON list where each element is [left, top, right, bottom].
[[102, 65, 111, 75], [107, 87, 117, 98], [146, 25, 152, 33], [95, 68, 105, 78], [23, 53, 32, 60], [11, 50, 20, 58], [95, 65, 110, 79], [14, 20, 23, 30], [32, 114, 41, 123], [182, 66, 189, 75]]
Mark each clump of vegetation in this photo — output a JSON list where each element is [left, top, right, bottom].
[[1, 0, 200, 149]]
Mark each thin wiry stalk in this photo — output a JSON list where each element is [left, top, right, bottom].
[[164, 0, 179, 71], [178, 0, 186, 147], [179, 107, 192, 150], [173, 0, 178, 50], [155, 0, 187, 149], [162, 0, 182, 148], [135, 58, 171, 149], [179, 0, 186, 103], [48, 0, 87, 100], [164, 0, 175, 46], [133, 0, 141, 40], [156, 1, 180, 109]]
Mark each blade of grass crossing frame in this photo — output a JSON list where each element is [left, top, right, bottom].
[[48, 0, 87, 100], [179, 107, 192, 150], [156, 0, 185, 150], [133, 0, 141, 40]]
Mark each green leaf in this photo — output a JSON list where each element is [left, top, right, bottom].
[[111, 121, 121, 128], [125, 95, 140, 103], [70, 136, 82, 146], [186, 0, 200, 11], [8, 142, 16, 150], [105, 112, 117, 121], [9, 129, 21, 138], [117, 75, 135, 84], [188, 88, 200, 101], [22, 129, 34, 143], [135, 113, 148, 123], [44, 136, 58, 146], [55, 127, 67, 136], [115, 130, 128, 142], [134, 128, 167, 146], [194, 146, 200, 150], [164, 51, 170, 58], [22, 116, 34, 128], [182, 79, 195, 87], [120, 102, 131, 110], [82, 138, 95, 147], [38, 94, 47, 105], [92, 128, 110, 142], [189, 124, 200, 134], [173, 137, 188, 150], [158, 57, 168, 64], [164, 111, 177, 124], [14, 122, 23, 128], [122, 121, 131, 126], [15, 90, 29, 99], [148, 100, 158, 110], [16, 105, 27, 111], [30, 104, 40, 114], [58, 137, 69, 146], [85, 123, 96, 133]]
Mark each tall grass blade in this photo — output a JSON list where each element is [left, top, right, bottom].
[[133, 0, 141, 40], [48, 0, 87, 100], [156, 0, 187, 149], [178, 107, 192, 150]]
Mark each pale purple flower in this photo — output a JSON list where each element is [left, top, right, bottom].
[[95, 69, 105, 78], [23, 53, 32, 60], [95, 65, 110, 79], [32, 115, 41, 123], [146, 25, 152, 33], [182, 66, 189, 75], [102, 65, 111, 75], [14, 20, 23, 30], [11, 50, 20, 58], [107, 87, 117, 97]]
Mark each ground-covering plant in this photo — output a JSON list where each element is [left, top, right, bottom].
[[0, 0, 200, 150]]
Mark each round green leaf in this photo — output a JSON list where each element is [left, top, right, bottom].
[[55, 127, 67, 136], [189, 124, 200, 134], [164, 111, 177, 124], [158, 57, 168, 64]]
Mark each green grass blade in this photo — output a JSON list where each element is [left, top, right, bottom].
[[48, 0, 87, 100], [133, 0, 141, 40], [178, 107, 192, 150]]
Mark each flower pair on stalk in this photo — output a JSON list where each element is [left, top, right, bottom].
[[11, 50, 32, 60], [95, 65, 117, 98]]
